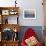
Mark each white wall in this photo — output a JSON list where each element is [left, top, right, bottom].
[[0, 0, 44, 26], [18, 0, 44, 26]]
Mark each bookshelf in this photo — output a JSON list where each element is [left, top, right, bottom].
[[0, 7, 20, 46]]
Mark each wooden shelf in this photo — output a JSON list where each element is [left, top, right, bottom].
[[0, 7, 19, 10], [0, 7, 19, 15], [0, 7, 20, 46], [3, 41, 18, 46], [0, 24, 20, 32], [0, 40, 19, 46], [2, 40, 19, 42]]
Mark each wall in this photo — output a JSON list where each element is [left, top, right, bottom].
[[0, 0, 44, 26], [18, 0, 44, 26]]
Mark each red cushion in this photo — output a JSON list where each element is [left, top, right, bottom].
[[21, 28, 41, 46]]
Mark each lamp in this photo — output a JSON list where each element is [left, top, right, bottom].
[[15, 0, 17, 7]]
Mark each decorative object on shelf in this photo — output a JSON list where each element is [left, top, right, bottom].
[[13, 32, 18, 41], [9, 10, 18, 15], [2, 16, 8, 24], [5, 18, 8, 24], [13, 27, 18, 41], [23, 9, 36, 19], [13, 28, 17, 41], [2, 10, 9, 15], [2, 28, 13, 41]]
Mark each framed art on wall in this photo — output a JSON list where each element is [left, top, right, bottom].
[[23, 9, 36, 19]]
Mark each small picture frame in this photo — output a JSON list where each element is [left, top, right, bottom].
[[23, 9, 36, 19], [2, 10, 9, 15]]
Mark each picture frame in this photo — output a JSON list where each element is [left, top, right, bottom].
[[2, 10, 9, 15], [23, 9, 36, 19]]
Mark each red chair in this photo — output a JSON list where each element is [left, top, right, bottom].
[[21, 28, 41, 46]]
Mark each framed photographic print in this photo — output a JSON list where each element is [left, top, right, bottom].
[[2, 10, 9, 15], [23, 9, 36, 19]]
